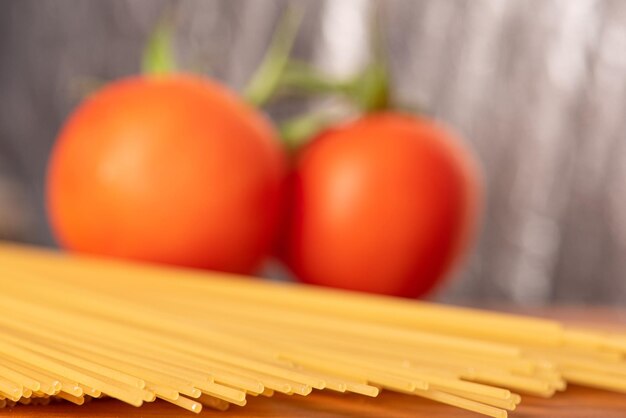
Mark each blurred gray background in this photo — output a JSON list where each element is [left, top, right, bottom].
[[1, 0, 625, 305]]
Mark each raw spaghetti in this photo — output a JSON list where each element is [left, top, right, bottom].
[[0, 243, 625, 417]]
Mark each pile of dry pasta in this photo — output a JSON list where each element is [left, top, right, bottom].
[[0, 244, 625, 417]]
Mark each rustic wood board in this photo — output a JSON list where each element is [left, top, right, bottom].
[[3, 308, 626, 417]]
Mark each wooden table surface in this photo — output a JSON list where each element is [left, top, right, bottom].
[[3, 307, 626, 418]]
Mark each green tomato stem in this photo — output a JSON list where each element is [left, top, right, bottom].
[[350, 5, 391, 112], [244, 9, 303, 107], [279, 112, 333, 152], [271, 5, 392, 113], [278, 61, 353, 95], [141, 17, 177, 75]]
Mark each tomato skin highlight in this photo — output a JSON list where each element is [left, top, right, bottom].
[[280, 113, 482, 297], [47, 74, 286, 274]]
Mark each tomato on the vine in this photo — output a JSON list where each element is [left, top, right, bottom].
[[279, 112, 482, 297], [47, 74, 286, 274]]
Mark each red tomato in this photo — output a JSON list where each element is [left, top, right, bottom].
[[279, 112, 482, 297], [47, 74, 286, 274]]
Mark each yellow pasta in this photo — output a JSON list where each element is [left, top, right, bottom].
[[0, 243, 625, 417]]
